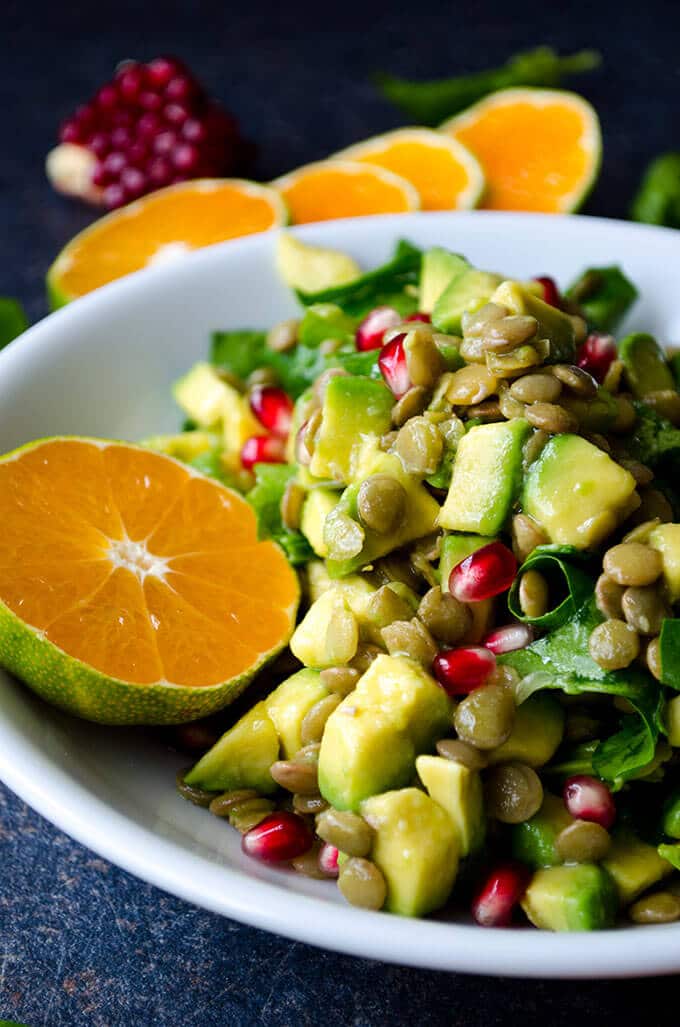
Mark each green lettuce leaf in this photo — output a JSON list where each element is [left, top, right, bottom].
[[507, 545, 595, 630], [296, 240, 422, 317], [624, 403, 680, 469], [0, 297, 28, 350], [246, 463, 313, 566], [659, 619, 680, 690]]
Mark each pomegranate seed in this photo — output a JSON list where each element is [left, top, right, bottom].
[[405, 311, 431, 323], [110, 126, 133, 150], [126, 141, 149, 167], [378, 334, 411, 398], [318, 842, 340, 877], [136, 112, 162, 139], [121, 166, 146, 199], [449, 542, 518, 603], [147, 56, 184, 89], [433, 646, 496, 696], [355, 306, 402, 351], [240, 435, 286, 471], [563, 775, 616, 829], [117, 65, 146, 102], [147, 158, 173, 187], [102, 151, 127, 177], [96, 84, 119, 111], [182, 117, 208, 144], [483, 623, 535, 655], [249, 387, 293, 438], [139, 89, 163, 112], [577, 333, 617, 384], [164, 103, 191, 127], [59, 119, 82, 144], [472, 863, 530, 927], [242, 812, 313, 863], [172, 142, 200, 173], [153, 130, 177, 156], [103, 183, 127, 209], [165, 74, 198, 103], [91, 162, 109, 188], [534, 275, 561, 308], [89, 132, 111, 158]]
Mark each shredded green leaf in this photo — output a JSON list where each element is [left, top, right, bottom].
[[507, 545, 595, 630], [0, 297, 28, 350], [246, 464, 313, 566], [296, 240, 422, 317]]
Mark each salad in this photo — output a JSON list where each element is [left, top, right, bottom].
[[158, 235, 680, 930]]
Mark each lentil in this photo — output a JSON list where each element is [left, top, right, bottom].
[[319, 665, 361, 695], [379, 430, 398, 451], [338, 857, 387, 910], [246, 366, 279, 389], [404, 326, 444, 387], [230, 799, 277, 834], [510, 373, 562, 404], [602, 358, 624, 394], [621, 586, 669, 635], [417, 587, 472, 645], [208, 789, 258, 817], [267, 318, 299, 353], [446, 365, 499, 405], [611, 395, 637, 433], [618, 459, 655, 486], [394, 416, 443, 476], [317, 808, 374, 857], [551, 364, 598, 398], [176, 768, 217, 807], [270, 759, 319, 795], [498, 383, 526, 420], [454, 683, 516, 750], [603, 543, 662, 586], [525, 401, 579, 434], [350, 643, 384, 674], [462, 302, 508, 336], [645, 390, 680, 425], [622, 518, 661, 544], [486, 344, 543, 377], [512, 513, 548, 562], [565, 711, 601, 742], [555, 820, 611, 863], [291, 842, 327, 879], [391, 385, 429, 427], [633, 488, 674, 525], [357, 475, 407, 534], [629, 892, 680, 924], [326, 513, 365, 561], [300, 693, 343, 746], [314, 366, 348, 403], [367, 585, 415, 630], [467, 398, 503, 422], [518, 570, 549, 619], [485, 762, 543, 824], [435, 737, 488, 770], [382, 618, 438, 665], [646, 636, 662, 681], [293, 793, 329, 815], [280, 481, 305, 532], [589, 619, 640, 670], [595, 574, 625, 620], [483, 314, 538, 351]]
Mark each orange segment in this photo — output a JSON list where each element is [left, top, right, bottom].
[[47, 179, 288, 306], [335, 128, 484, 211], [0, 559, 112, 631], [442, 88, 601, 213], [170, 545, 299, 609], [274, 160, 420, 224], [147, 474, 258, 556], [102, 443, 189, 541]]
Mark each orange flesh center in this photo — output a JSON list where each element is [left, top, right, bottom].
[[353, 141, 472, 210], [57, 184, 280, 297], [0, 441, 297, 687], [452, 101, 592, 212], [280, 166, 413, 223]]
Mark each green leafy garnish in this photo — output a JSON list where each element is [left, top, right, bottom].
[[659, 619, 680, 690], [565, 266, 638, 334], [373, 47, 600, 126], [246, 463, 313, 566], [296, 240, 422, 317], [507, 545, 594, 630], [631, 153, 680, 228], [210, 330, 269, 381], [624, 402, 680, 470], [0, 297, 28, 350]]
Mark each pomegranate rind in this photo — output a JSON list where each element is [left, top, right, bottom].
[[0, 436, 299, 725]]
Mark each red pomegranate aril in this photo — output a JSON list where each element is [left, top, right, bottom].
[[136, 112, 162, 139], [96, 84, 119, 111], [577, 333, 617, 383], [241, 434, 286, 471], [147, 56, 183, 89], [405, 311, 432, 323], [121, 166, 146, 199], [59, 119, 82, 144], [378, 334, 411, 398], [433, 646, 496, 695], [182, 117, 208, 144], [449, 542, 518, 603], [103, 183, 127, 209], [534, 276, 561, 308], [89, 132, 111, 158], [110, 126, 133, 151], [242, 812, 313, 863], [138, 89, 164, 113], [472, 863, 530, 927], [126, 141, 149, 167], [249, 386, 293, 438], [165, 75, 198, 103], [147, 158, 173, 187], [164, 102, 191, 127], [483, 623, 535, 655], [172, 143, 200, 173], [563, 775, 616, 829], [318, 842, 340, 877], [355, 306, 402, 351], [117, 65, 146, 102], [92, 163, 110, 188]]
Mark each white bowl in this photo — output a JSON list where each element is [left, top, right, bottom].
[[2, 211, 680, 978]]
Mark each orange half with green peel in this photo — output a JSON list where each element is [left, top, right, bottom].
[[47, 178, 288, 308], [0, 438, 299, 724], [441, 88, 601, 213], [273, 159, 420, 224], [335, 128, 485, 211]]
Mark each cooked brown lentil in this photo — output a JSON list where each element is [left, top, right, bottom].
[[230, 799, 277, 834], [246, 366, 279, 389], [595, 574, 625, 620], [300, 694, 344, 746], [611, 395, 637, 433], [525, 401, 579, 434], [317, 808, 374, 857], [446, 365, 499, 405], [512, 512, 548, 561], [485, 762, 543, 824], [498, 383, 527, 420], [417, 587, 472, 645], [295, 742, 321, 763], [518, 569, 549, 620], [622, 518, 662, 544], [382, 618, 438, 665], [646, 636, 662, 681], [379, 430, 399, 451], [435, 737, 488, 770], [454, 683, 516, 750], [588, 619, 640, 670], [467, 398, 503, 422], [319, 666, 361, 696], [176, 768, 217, 807], [280, 480, 306, 532], [629, 891, 680, 924], [293, 793, 329, 816], [267, 318, 299, 353], [349, 643, 385, 674], [621, 586, 669, 635], [409, 550, 441, 588], [291, 842, 327, 879], [338, 857, 387, 910], [603, 543, 662, 587], [208, 789, 259, 817], [314, 366, 348, 402], [462, 302, 508, 336], [357, 476, 407, 535], [404, 327, 444, 387], [269, 759, 319, 795], [618, 459, 655, 486], [394, 416, 443, 476], [645, 390, 680, 425], [551, 364, 598, 398], [366, 585, 415, 630], [601, 358, 624, 394], [326, 513, 365, 561], [486, 344, 543, 378], [633, 488, 674, 525], [296, 408, 322, 464], [391, 385, 430, 427], [510, 373, 562, 404], [555, 820, 611, 863], [585, 432, 612, 453], [487, 664, 521, 692], [486, 314, 538, 348]]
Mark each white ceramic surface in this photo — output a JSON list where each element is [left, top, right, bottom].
[[2, 211, 680, 978]]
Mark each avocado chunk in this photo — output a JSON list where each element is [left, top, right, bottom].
[[565, 265, 638, 334], [173, 362, 237, 429], [648, 524, 680, 601], [522, 434, 638, 549], [297, 303, 356, 348], [662, 788, 680, 839], [491, 281, 576, 364], [439, 420, 530, 535], [416, 755, 485, 856], [619, 333, 675, 398], [309, 376, 394, 483], [521, 864, 618, 931], [487, 694, 565, 768], [276, 232, 361, 293], [142, 431, 218, 463], [361, 787, 460, 916], [290, 589, 359, 668], [264, 668, 329, 758], [419, 247, 469, 314], [602, 829, 673, 904], [511, 792, 574, 868], [300, 488, 340, 557], [324, 448, 440, 577], [184, 701, 280, 795], [433, 269, 503, 334], [318, 654, 453, 811], [666, 694, 680, 746]]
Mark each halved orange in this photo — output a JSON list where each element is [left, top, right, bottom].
[[335, 128, 485, 211], [47, 178, 288, 307], [441, 88, 601, 213], [273, 159, 420, 224], [0, 438, 299, 724]]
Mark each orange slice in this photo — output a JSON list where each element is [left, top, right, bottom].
[[441, 88, 601, 213], [335, 128, 484, 211], [47, 178, 288, 307], [0, 438, 299, 724], [273, 159, 420, 224]]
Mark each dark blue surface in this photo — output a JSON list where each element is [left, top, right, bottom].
[[2, 1, 680, 1022]]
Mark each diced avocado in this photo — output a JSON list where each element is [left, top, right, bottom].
[[173, 362, 236, 429], [419, 248, 469, 314], [142, 431, 218, 463], [290, 589, 359, 668], [648, 524, 680, 601], [487, 694, 565, 768], [521, 864, 618, 931], [264, 668, 329, 759], [300, 488, 339, 557], [666, 694, 680, 746], [619, 333, 675, 398], [511, 793, 574, 868], [662, 789, 680, 839], [559, 387, 619, 433], [439, 420, 530, 535], [522, 434, 638, 549], [318, 654, 452, 811], [184, 701, 280, 795], [491, 281, 576, 364], [602, 830, 673, 904], [309, 376, 394, 483], [297, 303, 357, 348], [361, 787, 459, 916], [276, 232, 361, 293], [416, 755, 485, 856], [325, 448, 440, 577], [565, 265, 638, 334], [432, 269, 503, 335]]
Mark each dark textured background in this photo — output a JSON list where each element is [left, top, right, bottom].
[[2, 1, 680, 1023]]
